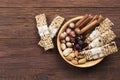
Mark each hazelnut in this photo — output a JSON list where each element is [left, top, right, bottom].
[[66, 28, 71, 34], [70, 31, 76, 37], [75, 28, 81, 35], [65, 36, 70, 42], [66, 42, 72, 48], [63, 32, 67, 36], [61, 43, 66, 50], [61, 40, 66, 43], [69, 22, 75, 29], [60, 33, 66, 39]]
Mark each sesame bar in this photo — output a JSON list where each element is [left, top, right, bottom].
[[80, 42, 118, 60], [49, 16, 64, 38], [88, 29, 116, 48], [35, 14, 54, 50]]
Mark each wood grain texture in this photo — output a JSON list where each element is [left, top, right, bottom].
[[0, 0, 120, 80], [0, 8, 119, 38], [0, 38, 119, 80], [0, 0, 119, 7]]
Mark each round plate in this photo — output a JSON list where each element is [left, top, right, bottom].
[[57, 16, 103, 68]]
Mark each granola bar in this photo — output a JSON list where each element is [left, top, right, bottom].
[[49, 16, 64, 38], [35, 14, 54, 50], [80, 42, 118, 60], [88, 29, 116, 48]]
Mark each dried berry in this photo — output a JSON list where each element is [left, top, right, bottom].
[[75, 44, 81, 50], [70, 37, 75, 43], [78, 40, 84, 46]]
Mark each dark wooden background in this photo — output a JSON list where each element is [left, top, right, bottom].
[[0, 0, 120, 80]]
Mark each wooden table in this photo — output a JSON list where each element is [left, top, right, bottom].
[[0, 0, 120, 80]]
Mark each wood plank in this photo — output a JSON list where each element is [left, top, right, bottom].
[[0, 38, 119, 80], [0, 0, 119, 7], [0, 38, 119, 68], [0, 8, 120, 38]]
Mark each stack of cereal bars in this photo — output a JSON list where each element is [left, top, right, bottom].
[[80, 18, 118, 60], [35, 14, 64, 51]]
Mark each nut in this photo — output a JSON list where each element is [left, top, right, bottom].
[[60, 33, 66, 39], [66, 42, 72, 48], [74, 50, 79, 57], [65, 36, 70, 42], [70, 31, 76, 37], [63, 48, 73, 56], [75, 28, 81, 35], [77, 55, 84, 59], [70, 37, 75, 42], [63, 32, 67, 36], [61, 43, 66, 50], [69, 53, 75, 58], [75, 57, 79, 61], [61, 40, 66, 43], [66, 55, 73, 61], [71, 59, 78, 65], [66, 28, 71, 34], [78, 58, 86, 64], [69, 22, 75, 29]]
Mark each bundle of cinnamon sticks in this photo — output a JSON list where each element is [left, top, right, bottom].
[[75, 14, 104, 35]]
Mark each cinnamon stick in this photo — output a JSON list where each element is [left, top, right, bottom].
[[88, 15, 98, 24], [80, 20, 98, 34], [75, 14, 89, 28], [78, 15, 93, 28], [79, 14, 104, 34], [97, 14, 104, 24]]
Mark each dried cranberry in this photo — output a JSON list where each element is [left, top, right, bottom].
[[78, 40, 84, 46]]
